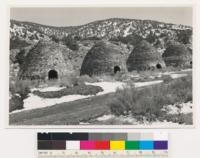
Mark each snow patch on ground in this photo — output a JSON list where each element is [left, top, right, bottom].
[[11, 82, 125, 113], [162, 102, 192, 115], [93, 101, 193, 126], [79, 122, 90, 125], [31, 86, 65, 92], [94, 114, 181, 126], [96, 114, 116, 121], [162, 68, 191, 78], [134, 80, 163, 87], [170, 73, 187, 79], [85, 82, 125, 95], [11, 93, 92, 114], [11, 80, 166, 113], [123, 24, 132, 37], [181, 69, 192, 72], [13, 75, 192, 114], [147, 120, 181, 126]]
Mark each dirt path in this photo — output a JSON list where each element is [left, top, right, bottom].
[[9, 93, 114, 125]]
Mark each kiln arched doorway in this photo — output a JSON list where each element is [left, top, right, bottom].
[[156, 63, 162, 69], [48, 70, 58, 80], [114, 66, 121, 74]]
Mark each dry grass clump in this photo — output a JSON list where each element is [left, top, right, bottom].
[[61, 36, 79, 51], [59, 74, 98, 88], [58, 75, 82, 88], [78, 75, 98, 83], [160, 113, 192, 125], [109, 75, 192, 122], [9, 95, 24, 112], [162, 75, 173, 83], [161, 66, 182, 72], [93, 74, 115, 82], [92, 71, 129, 82]]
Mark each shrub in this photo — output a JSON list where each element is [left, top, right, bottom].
[[10, 79, 31, 100], [145, 32, 157, 44], [15, 49, 26, 65], [109, 87, 134, 116], [161, 66, 178, 72], [162, 113, 193, 125], [9, 95, 24, 112], [113, 72, 128, 82], [162, 75, 173, 83], [59, 74, 84, 88], [94, 74, 114, 82], [78, 75, 98, 83], [93, 73, 130, 82], [31, 79, 45, 88], [84, 36, 101, 40], [9, 79, 31, 112], [51, 35, 60, 43], [58, 76, 74, 88], [138, 70, 160, 78], [109, 75, 192, 122], [110, 85, 167, 121], [110, 33, 143, 46], [10, 37, 30, 49], [33, 84, 103, 98], [167, 75, 192, 102], [61, 36, 79, 51]]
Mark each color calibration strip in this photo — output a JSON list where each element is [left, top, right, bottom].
[[37, 132, 168, 158], [38, 140, 167, 150]]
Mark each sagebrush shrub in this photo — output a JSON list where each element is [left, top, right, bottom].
[[59, 74, 84, 88], [78, 75, 98, 83], [61, 36, 79, 51], [95, 74, 114, 82], [162, 75, 173, 83], [10, 79, 31, 100], [9, 95, 23, 112], [9, 79, 31, 112], [109, 75, 192, 122]]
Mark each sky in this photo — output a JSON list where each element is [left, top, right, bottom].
[[10, 7, 193, 27]]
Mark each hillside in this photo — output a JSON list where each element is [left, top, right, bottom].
[[10, 18, 192, 43], [9, 18, 192, 79]]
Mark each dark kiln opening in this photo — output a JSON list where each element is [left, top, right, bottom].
[[48, 70, 58, 80], [114, 66, 121, 74], [156, 63, 162, 69]]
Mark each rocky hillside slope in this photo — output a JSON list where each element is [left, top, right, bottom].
[[10, 18, 192, 42], [9, 18, 192, 78]]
